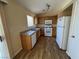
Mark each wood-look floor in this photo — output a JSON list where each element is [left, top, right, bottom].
[[14, 36, 69, 59]]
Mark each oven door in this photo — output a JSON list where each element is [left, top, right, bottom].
[[44, 28, 52, 36]]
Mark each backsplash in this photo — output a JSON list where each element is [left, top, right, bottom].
[[36, 24, 57, 28]]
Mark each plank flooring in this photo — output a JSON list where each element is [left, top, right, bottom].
[[14, 36, 69, 59]]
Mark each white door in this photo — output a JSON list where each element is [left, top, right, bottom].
[[0, 13, 10, 59], [66, 0, 79, 59]]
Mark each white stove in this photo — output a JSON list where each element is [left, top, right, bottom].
[[44, 20, 52, 36]]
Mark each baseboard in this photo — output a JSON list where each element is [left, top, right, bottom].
[[66, 51, 71, 59], [66, 51, 70, 56], [12, 47, 22, 58]]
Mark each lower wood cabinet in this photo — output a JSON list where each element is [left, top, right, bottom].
[[36, 29, 40, 39], [20, 32, 36, 50], [40, 28, 44, 36], [52, 27, 56, 37]]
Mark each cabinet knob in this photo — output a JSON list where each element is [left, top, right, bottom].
[[72, 35, 75, 38]]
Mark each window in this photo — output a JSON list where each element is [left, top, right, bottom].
[[27, 15, 34, 27]]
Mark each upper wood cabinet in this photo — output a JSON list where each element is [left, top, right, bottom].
[[37, 16, 57, 24]]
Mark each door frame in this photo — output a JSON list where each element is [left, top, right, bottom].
[[0, 2, 11, 59]]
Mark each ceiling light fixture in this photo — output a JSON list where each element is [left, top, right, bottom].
[[41, 3, 51, 14]]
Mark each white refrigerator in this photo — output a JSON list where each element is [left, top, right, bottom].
[[56, 16, 71, 50]]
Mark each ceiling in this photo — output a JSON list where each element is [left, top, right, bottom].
[[18, 0, 72, 16]]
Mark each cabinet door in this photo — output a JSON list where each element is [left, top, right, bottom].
[[38, 30, 40, 37], [37, 30, 40, 39], [31, 33, 36, 48]]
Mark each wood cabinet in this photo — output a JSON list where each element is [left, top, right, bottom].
[[20, 32, 36, 50], [52, 27, 56, 37], [40, 28, 44, 36], [36, 29, 40, 39]]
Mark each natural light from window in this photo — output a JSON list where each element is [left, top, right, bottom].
[[27, 15, 34, 27]]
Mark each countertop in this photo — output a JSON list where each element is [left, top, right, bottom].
[[25, 30, 36, 36], [24, 28, 40, 36]]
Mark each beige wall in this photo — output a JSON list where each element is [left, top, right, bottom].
[[4, 0, 35, 58]]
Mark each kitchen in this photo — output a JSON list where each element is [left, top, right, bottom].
[[20, 15, 57, 50], [0, 0, 79, 59], [18, 4, 72, 59]]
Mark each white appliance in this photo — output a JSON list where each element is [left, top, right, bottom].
[[56, 16, 71, 50], [44, 20, 52, 36], [31, 32, 36, 48]]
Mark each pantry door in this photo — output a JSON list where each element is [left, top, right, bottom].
[[66, 0, 79, 59]]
